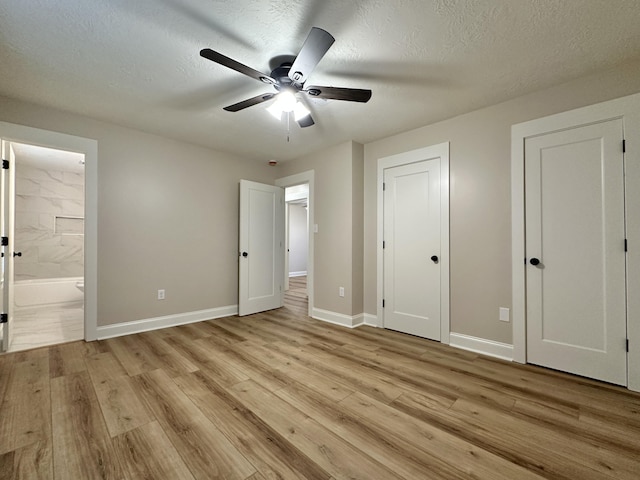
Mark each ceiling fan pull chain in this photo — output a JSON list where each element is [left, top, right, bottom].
[[287, 112, 291, 143]]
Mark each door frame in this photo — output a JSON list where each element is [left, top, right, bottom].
[[0, 122, 98, 341], [377, 143, 450, 343], [511, 92, 640, 391], [276, 170, 315, 317]]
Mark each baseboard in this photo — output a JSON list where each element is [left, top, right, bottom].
[[449, 332, 513, 361], [312, 308, 365, 328], [289, 271, 307, 277], [363, 313, 380, 327], [97, 305, 238, 340]]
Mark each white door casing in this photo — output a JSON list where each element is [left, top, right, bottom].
[[525, 119, 627, 385], [238, 180, 285, 316], [383, 160, 441, 339], [512, 92, 640, 392], [0, 141, 12, 351], [377, 143, 450, 343]]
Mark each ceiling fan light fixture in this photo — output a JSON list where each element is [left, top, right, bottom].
[[293, 102, 310, 121], [266, 103, 283, 120], [275, 91, 297, 112], [267, 91, 309, 122]]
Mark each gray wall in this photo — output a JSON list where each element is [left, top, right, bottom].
[[0, 95, 277, 326], [278, 141, 362, 316], [14, 161, 84, 280], [288, 203, 308, 275]]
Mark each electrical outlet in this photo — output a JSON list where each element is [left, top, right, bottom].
[[339, 286, 345, 297], [314, 224, 319, 233], [158, 289, 165, 300], [499, 307, 509, 322]]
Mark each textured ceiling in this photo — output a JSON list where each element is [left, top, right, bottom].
[[1, 0, 640, 162]]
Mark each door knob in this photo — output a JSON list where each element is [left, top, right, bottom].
[[242, 252, 248, 257], [431, 255, 439, 263], [529, 257, 540, 266], [13, 252, 22, 257]]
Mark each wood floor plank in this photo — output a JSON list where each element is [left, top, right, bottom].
[[113, 420, 195, 480], [275, 383, 471, 480], [134, 331, 200, 378], [132, 368, 256, 480], [165, 334, 250, 387], [0, 353, 51, 454], [392, 391, 627, 480], [338, 391, 544, 480], [195, 338, 293, 392], [229, 379, 405, 480], [238, 341, 354, 402], [174, 370, 333, 480], [85, 351, 128, 384], [51, 371, 124, 479], [92, 375, 155, 437], [267, 341, 404, 404], [49, 341, 88, 378], [6, 439, 52, 480], [450, 397, 640, 479]]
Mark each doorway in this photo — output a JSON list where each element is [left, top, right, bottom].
[[377, 143, 450, 343], [0, 122, 98, 353], [3, 142, 85, 352], [276, 171, 315, 317], [285, 184, 309, 314]]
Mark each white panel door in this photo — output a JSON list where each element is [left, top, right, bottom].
[[384, 159, 441, 340], [525, 119, 627, 385], [239, 180, 285, 316]]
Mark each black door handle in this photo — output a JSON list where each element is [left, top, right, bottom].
[[242, 252, 248, 257], [431, 255, 439, 263], [529, 257, 540, 266], [13, 252, 22, 257]]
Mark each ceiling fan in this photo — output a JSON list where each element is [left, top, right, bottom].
[[200, 27, 372, 128]]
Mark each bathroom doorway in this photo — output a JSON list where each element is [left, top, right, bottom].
[[6, 142, 85, 352]]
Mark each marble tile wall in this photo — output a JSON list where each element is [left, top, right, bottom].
[[14, 163, 84, 281]]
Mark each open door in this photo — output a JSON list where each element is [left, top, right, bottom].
[[238, 180, 285, 316], [0, 140, 15, 352]]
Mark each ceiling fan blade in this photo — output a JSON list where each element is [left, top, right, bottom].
[[297, 114, 315, 128], [200, 49, 276, 84], [288, 27, 335, 85], [223, 93, 276, 112], [304, 86, 372, 103]]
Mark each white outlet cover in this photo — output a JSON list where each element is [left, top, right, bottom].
[[499, 307, 510, 322]]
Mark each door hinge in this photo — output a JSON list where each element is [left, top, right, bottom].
[[625, 239, 628, 252], [622, 139, 626, 153], [0, 313, 7, 324], [2, 159, 8, 170], [383, 240, 385, 249], [383, 182, 386, 191], [382, 299, 385, 308], [1, 237, 7, 246], [626, 338, 629, 352]]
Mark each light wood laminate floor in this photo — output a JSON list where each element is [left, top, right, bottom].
[[1, 305, 639, 479], [284, 275, 308, 314]]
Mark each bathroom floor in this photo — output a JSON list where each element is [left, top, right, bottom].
[[9, 302, 84, 352]]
